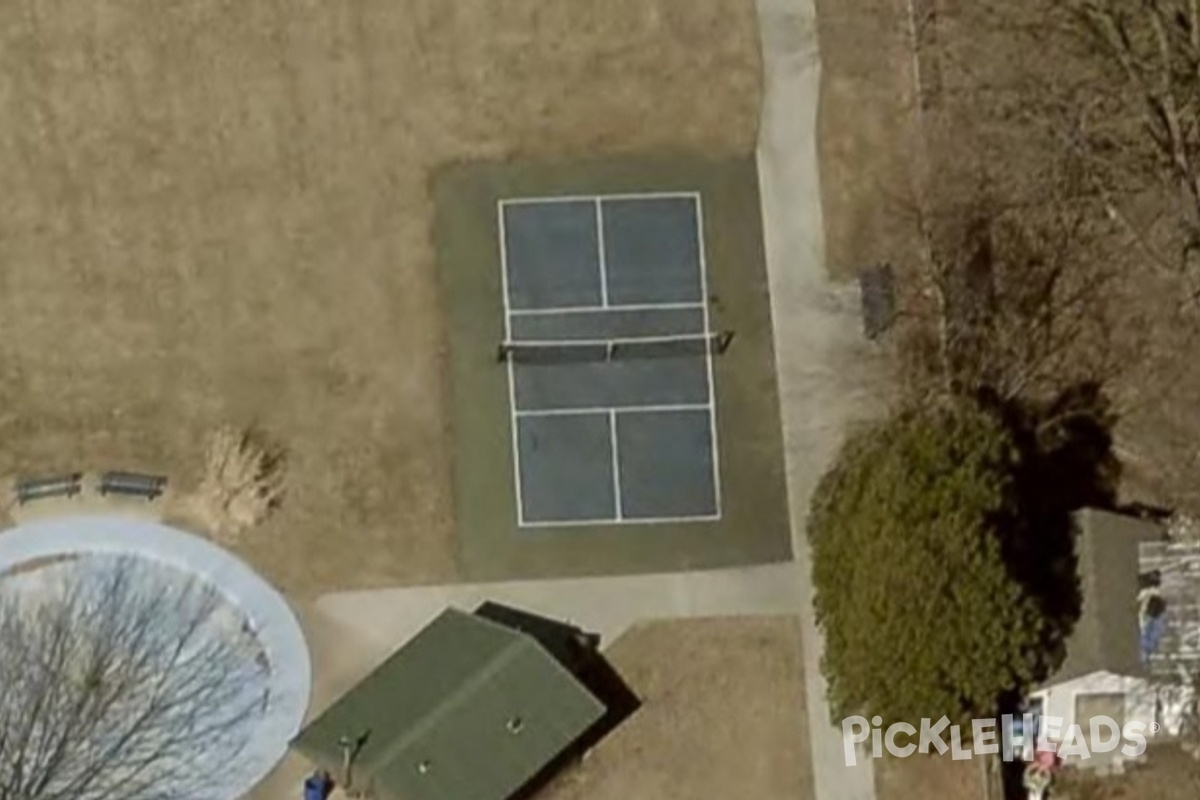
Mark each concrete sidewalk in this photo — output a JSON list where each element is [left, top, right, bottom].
[[756, 1, 888, 799], [314, 562, 804, 658]]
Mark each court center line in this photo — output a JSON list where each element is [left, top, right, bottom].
[[609, 410, 623, 521]]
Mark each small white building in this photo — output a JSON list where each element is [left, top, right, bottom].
[[1027, 509, 1169, 772]]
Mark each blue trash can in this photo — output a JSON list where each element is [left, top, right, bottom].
[[303, 771, 333, 800]]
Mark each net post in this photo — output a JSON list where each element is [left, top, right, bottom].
[[715, 330, 735, 354]]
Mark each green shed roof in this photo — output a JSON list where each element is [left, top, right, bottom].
[[291, 608, 606, 800]]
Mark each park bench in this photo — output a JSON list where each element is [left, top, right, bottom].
[[858, 263, 896, 340], [14, 473, 83, 505], [98, 471, 167, 500]]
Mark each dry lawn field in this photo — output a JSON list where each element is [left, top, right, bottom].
[[542, 615, 814, 800], [814, 0, 923, 280], [875, 752, 991, 800], [0, 1, 761, 594]]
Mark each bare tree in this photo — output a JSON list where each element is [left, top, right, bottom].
[[0, 555, 267, 800], [867, 1, 1127, 404], [1062, 1, 1200, 288], [951, 0, 1200, 298], [892, 182, 1122, 405]]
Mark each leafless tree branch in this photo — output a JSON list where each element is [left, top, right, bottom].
[[0, 555, 267, 800]]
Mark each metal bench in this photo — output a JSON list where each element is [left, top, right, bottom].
[[858, 263, 896, 340], [14, 473, 83, 505], [98, 471, 167, 500]]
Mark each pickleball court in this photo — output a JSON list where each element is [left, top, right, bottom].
[[497, 194, 728, 526]]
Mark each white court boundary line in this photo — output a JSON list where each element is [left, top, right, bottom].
[[695, 194, 724, 520], [498, 200, 527, 527], [609, 410, 623, 520], [518, 511, 722, 529], [0, 516, 311, 800], [497, 191, 722, 528], [500, 191, 700, 206], [595, 198, 609, 308], [509, 301, 705, 317]]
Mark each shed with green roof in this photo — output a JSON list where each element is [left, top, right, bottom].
[[291, 605, 629, 800]]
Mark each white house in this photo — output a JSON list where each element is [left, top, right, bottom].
[[1027, 508, 1169, 772]]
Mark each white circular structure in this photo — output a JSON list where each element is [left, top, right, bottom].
[[0, 515, 312, 799]]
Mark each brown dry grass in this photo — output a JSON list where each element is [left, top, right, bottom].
[[541, 615, 813, 800], [0, 1, 761, 595], [1052, 745, 1200, 800], [876, 752, 990, 800], [815, 0, 923, 280]]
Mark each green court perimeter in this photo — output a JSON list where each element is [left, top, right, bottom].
[[435, 155, 791, 580]]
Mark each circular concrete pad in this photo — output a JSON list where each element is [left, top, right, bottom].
[[0, 515, 312, 799]]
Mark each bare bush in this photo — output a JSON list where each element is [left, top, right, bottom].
[[0, 555, 266, 800], [189, 427, 285, 545]]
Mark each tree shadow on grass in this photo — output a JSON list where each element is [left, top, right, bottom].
[[982, 381, 1121, 680]]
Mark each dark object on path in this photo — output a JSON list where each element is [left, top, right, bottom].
[[98, 471, 168, 500], [303, 770, 334, 800], [858, 263, 895, 339], [14, 473, 83, 505]]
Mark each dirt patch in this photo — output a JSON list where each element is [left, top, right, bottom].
[[541, 615, 813, 800], [0, 1, 761, 594]]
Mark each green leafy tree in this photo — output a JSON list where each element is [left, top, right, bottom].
[[809, 401, 1047, 726]]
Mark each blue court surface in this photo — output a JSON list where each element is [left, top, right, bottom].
[[499, 194, 721, 526]]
